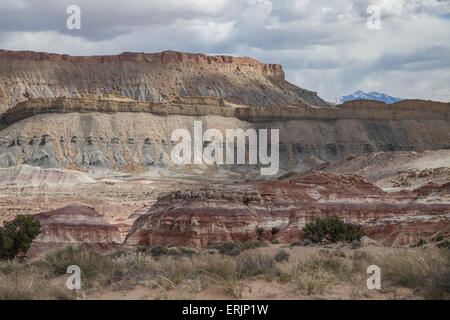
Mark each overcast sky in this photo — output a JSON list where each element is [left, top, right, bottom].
[[0, 0, 449, 101]]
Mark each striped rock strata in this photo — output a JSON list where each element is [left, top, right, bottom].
[[123, 173, 450, 248]]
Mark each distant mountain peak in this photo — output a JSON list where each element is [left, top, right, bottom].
[[332, 90, 404, 104]]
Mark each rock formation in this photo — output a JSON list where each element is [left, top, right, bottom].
[[0, 49, 329, 113], [28, 205, 122, 257], [112, 207, 149, 239], [0, 95, 448, 172], [123, 172, 450, 248]]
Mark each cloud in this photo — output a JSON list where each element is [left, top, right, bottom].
[[0, 0, 449, 101]]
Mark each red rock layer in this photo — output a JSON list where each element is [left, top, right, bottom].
[[124, 172, 449, 248], [28, 205, 122, 257]]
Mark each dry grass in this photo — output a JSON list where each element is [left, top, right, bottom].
[[374, 248, 450, 299], [0, 245, 448, 300]]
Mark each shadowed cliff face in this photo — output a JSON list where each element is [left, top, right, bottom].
[[0, 49, 329, 112], [0, 95, 448, 173]]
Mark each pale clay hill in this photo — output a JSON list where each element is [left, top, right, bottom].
[[0, 94, 448, 172], [0, 49, 329, 113]]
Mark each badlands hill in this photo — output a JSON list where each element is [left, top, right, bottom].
[[0, 94, 448, 172], [0, 49, 329, 113]]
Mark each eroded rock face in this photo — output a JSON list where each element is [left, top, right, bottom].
[[0, 49, 329, 112], [123, 172, 450, 248], [0, 95, 448, 173], [28, 205, 122, 257]]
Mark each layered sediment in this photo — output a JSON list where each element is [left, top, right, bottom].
[[0, 49, 329, 112], [123, 172, 450, 248], [0, 95, 448, 172], [28, 205, 122, 257]]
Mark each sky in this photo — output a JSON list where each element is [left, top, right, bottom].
[[0, 0, 449, 102]]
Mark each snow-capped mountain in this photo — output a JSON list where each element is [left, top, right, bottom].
[[332, 90, 404, 104]]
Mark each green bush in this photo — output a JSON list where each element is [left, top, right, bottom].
[[0, 214, 41, 259], [218, 242, 242, 256], [179, 247, 196, 256], [437, 240, 449, 249], [416, 238, 426, 247], [167, 248, 180, 256], [241, 240, 267, 250], [271, 240, 280, 244], [351, 240, 361, 249], [274, 250, 290, 262], [302, 215, 361, 243], [290, 240, 304, 247], [150, 245, 168, 257], [302, 239, 312, 246]]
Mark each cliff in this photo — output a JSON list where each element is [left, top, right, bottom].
[[1, 95, 448, 127], [0, 95, 448, 172], [0, 49, 329, 112]]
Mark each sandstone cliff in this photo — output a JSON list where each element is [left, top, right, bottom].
[[0, 49, 329, 113]]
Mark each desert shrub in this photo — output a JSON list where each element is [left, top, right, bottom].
[[277, 256, 340, 295], [413, 238, 427, 247], [150, 245, 168, 257], [0, 259, 25, 274], [154, 256, 195, 286], [272, 240, 280, 244], [351, 240, 361, 249], [43, 246, 105, 280], [179, 247, 197, 256], [274, 250, 290, 262], [0, 214, 41, 259], [437, 240, 449, 249], [217, 242, 242, 256], [290, 241, 302, 247], [377, 248, 450, 299], [235, 253, 276, 277], [102, 251, 154, 285], [196, 254, 236, 280], [302, 215, 361, 243], [241, 240, 266, 250], [167, 248, 180, 256]]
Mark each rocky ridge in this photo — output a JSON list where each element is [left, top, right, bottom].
[[0, 49, 329, 112]]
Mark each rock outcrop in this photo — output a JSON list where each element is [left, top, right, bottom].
[[28, 205, 122, 257], [0, 95, 448, 172], [0, 49, 329, 112], [123, 172, 450, 248]]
